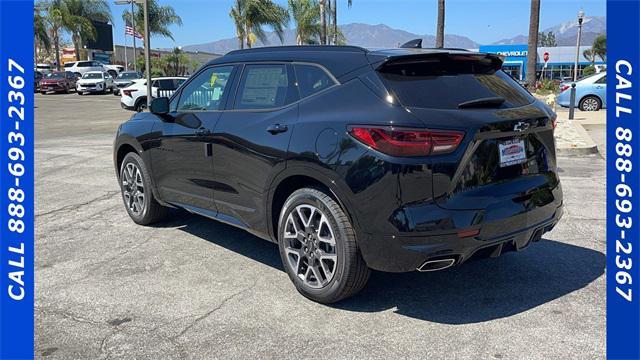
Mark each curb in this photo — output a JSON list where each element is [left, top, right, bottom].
[[556, 121, 599, 156]]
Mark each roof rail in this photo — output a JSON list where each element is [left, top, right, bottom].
[[226, 45, 369, 56]]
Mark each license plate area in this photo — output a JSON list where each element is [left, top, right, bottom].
[[499, 138, 527, 167]]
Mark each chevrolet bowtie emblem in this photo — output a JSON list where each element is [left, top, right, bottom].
[[513, 121, 530, 132]]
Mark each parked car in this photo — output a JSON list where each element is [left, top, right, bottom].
[[76, 71, 116, 95], [63, 60, 104, 77], [34, 71, 43, 92], [557, 72, 607, 111], [120, 76, 187, 112], [104, 64, 125, 78], [113, 46, 563, 303], [39, 71, 77, 94], [113, 71, 143, 95]]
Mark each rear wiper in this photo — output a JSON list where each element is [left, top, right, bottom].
[[458, 96, 505, 109]]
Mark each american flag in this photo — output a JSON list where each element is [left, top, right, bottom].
[[125, 20, 143, 39]]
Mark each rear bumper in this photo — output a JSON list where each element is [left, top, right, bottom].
[[358, 194, 564, 273], [120, 101, 135, 111]]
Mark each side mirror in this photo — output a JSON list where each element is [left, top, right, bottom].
[[150, 97, 170, 115]]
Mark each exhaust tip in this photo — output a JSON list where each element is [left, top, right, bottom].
[[417, 258, 456, 272]]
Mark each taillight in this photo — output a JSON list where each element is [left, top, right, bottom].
[[550, 113, 558, 129], [560, 85, 570, 92], [348, 126, 464, 157], [122, 89, 136, 97]]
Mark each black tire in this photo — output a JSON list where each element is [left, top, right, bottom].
[[64, 85, 70, 94], [579, 95, 601, 111], [77, 91, 83, 95], [277, 188, 370, 303], [135, 98, 147, 112], [119, 152, 169, 225], [40, 91, 47, 95]]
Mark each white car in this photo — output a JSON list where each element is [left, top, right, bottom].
[[120, 76, 187, 112], [63, 60, 104, 77], [76, 71, 116, 95], [103, 64, 125, 78]]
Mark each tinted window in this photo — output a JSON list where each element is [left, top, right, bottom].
[[118, 72, 141, 79], [235, 64, 296, 110], [83, 73, 102, 79], [157, 79, 183, 90], [66, 72, 75, 79], [177, 66, 234, 111], [378, 56, 535, 109], [78, 61, 92, 67], [595, 75, 606, 84], [46, 73, 65, 79], [64, 63, 74, 68], [295, 64, 336, 98]]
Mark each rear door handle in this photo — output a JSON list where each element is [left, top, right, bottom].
[[267, 124, 288, 134]]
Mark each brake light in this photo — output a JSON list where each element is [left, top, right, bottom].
[[550, 113, 558, 129], [348, 126, 464, 157], [560, 85, 570, 92], [122, 89, 136, 97]]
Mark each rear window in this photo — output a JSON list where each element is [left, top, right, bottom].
[[378, 56, 534, 110]]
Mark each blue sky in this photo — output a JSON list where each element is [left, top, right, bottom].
[[107, 0, 605, 49]]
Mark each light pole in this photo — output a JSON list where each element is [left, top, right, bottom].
[[568, 9, 585, 120], [114, 0, 138, 72], [142, 0, 152, 108]]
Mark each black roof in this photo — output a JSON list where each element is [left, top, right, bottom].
[[206, 45, 497, 79]]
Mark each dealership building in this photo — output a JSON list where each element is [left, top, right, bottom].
[[476, 44, 605, 81]]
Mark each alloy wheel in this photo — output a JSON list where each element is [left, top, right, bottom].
[[122, 162, 145, 216], [283, 204, 338, 289], [581, 97, 599, 111]]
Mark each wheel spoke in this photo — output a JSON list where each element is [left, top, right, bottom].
[[283, 203, 338, 289]]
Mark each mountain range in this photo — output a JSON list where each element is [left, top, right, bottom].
[[183, 16, 605, 55]]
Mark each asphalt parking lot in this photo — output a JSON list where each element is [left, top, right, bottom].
[[35, 93, 606, 359]]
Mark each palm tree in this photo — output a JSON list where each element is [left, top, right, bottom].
[[525, 0, 540, 91], [34, 5, 51, 63], [289, 0, 321, 45], [62, 0, 112, 61], [583, 48, 597, 66], [122, 0, 182, 41], [330, 0, 352, 45], [319, 0, 327, 44], [435, 0, 445, 48], [592, 34, 606, 62], [44, 0, 65, 70], [228, 0, 289, 49]]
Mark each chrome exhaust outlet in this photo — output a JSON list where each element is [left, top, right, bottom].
[[417, 258, 456, 272]]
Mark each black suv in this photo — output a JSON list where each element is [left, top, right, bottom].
[[114, 45, 563, 303]]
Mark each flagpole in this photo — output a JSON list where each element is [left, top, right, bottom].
[[131, 0, 137, 72], [124, 27, 128, 71]]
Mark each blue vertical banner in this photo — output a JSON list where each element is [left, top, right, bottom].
[[607, 0, 640, 359], [0, 0, 35, 359]]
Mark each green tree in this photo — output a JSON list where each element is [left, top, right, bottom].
[[583, 48, 597, 65], [61, 0, 112, 61], [592, 34, 606, 61], [34, 4, 51, 63], [435, 0, 445, 48], [525, 0, 540, 91], [229, 0, 289, 49], [122, 0, 182, 41], [289, 0, 321, 45], [43, 0, 65, 70], [162, 47, 191, 76]]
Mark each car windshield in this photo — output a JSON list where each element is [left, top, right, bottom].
[[118, 72, 139, 79], [46, 73, 65, 79], [83, 73, 103, 79]]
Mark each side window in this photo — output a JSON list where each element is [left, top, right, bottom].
[[294, 64, 336, 98], [177, 66, 234, 111], [595, 75, 606, 84], [235, 64, 296, 110], [78, 61, 91, 67]]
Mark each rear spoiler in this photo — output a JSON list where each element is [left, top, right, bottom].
[[373, 51, 505, 72]]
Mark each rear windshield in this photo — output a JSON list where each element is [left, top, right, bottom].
[[378, 56, 535, 110]]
